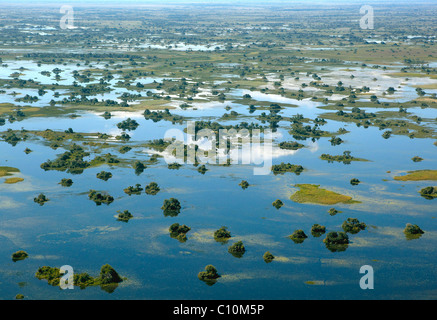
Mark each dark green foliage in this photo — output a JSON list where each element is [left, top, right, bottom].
[[198, 265, 220, 285], [99, 264, 123, 285], [143, 109, 184, 123], [278, 141, 304, 150], [320, 151, 359, 164], [197, 164, 208, 174], [323, 231, 349, 252], [350, 178, 361, 186], [228, 241, 246, 258], [412, 156, 423, 162], [40, 144, 90, 174], [311, 224, 326, 237], [404, 223, 424, 240], [329, 136, 343, 146], [289, 230, 308, 244], [145, 182, 160, 195], [161, 198, 181, 217], [124, 184, 143, 195], [272, 199, 283, 209], [24, 148, 32, 154], [12, 250, 28, 262], [117, 210, 133, 222], [60, 178, 73, 187], [97, 171, 112, 181], [133, 161, 146, 175], [116, 118, 139, 131], [168, 162, 182, 169], [214, 226, 231, 242], [419, 186, 437, 199], [328, 208, 339, 216], [239, 180, 249, 189], [88, 190, 114, 205], [263, 251, 275, 263], [169, 223, 191, 242], [271, 162, 304, 175], [34, 193, 49, 206], [119, 146, 132, 154], [342, 218, 366, 234]]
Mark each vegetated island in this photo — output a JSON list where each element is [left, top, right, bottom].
[[35, 264, 124, 291], [419, 186, 437, 199], [198, 265, 220, 286], [404, 223, 425, 240], [320, 151, 369, 164], [394, 170, 437, 181], [290, 184, 360, 205], [271, 162, 304, 175]]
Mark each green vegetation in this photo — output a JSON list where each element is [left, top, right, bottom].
[[97, 171, 112, 181], [35, 264, 123, 288], [342, 218, 367, 234], [168, 162, 182, 170], [404, 223, 425, 240], [228, 241, 246, 258], [145, 182, 160, 195], [288, 230, 308, 244], [88, 190, 114, 205], [271, 163, 304, 175], [291, 184, 359, 205], [328, 208, 340, 216], [4, 177, 24, 184], [124, 184, 143, 195], [34, 193, 49, 206], [420, 186, 437, 199], [198, 265, 220, 285], [412, 156, 423, 162], [311, 224, 326, 237], [394, 170, 437, 181], [15, 294, 24, 300], [323, 231, 349, 252], [117, 210, 133, 222], [60, 178, 73, 187], [263, 251, 275, 263], [0, 166, 20, 177], [320, 151, 368, 164], [214, 226, 232, 242], [278, 141, 304, 150], [197, 165, 208, 174], [12, 250, 28, 262], [117, 118, 139, 131], [161, 198, 181, 217], [169, 223, 191, 242], [239, 180, 249, 189], [350, 178, 361, 186], [272, 199, 283, 209]]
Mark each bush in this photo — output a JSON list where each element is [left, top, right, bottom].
[[263, 251, 275, 263], [228, 241, 246, 258]]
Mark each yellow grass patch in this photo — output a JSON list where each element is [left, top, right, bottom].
[[394, 170, 437, 181], [290, 184, 360, 205], [4, 177, 24, 184]]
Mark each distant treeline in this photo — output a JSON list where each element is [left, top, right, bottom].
[[22, 53, 143, 60]]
